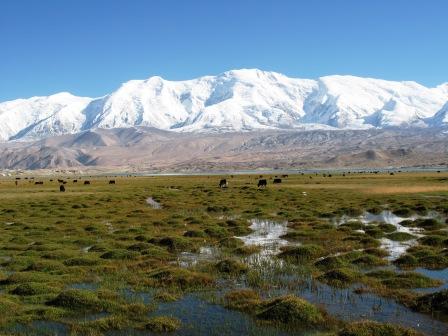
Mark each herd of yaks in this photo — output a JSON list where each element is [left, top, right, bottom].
[[219, 174, 288, 188], [10, 170, 443, 192], [12, 177, 116, 192]]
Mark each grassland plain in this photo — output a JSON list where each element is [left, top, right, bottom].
[[0, 172, 447, 336]]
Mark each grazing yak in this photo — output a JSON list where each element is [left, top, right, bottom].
[[257, 179, 267, 188], [273, 178, 282, 184], [109, 180, 116, 184], [34, 181, 43, 185], [73, 180, 78, 183], [84, 181, 91, 185], [219, 179, 227, 188], [60, 185, 65, 192]]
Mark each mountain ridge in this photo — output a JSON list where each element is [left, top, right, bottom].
[[1, 69, 447, 141]]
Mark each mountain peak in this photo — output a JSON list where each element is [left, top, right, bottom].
[[0, 69, 447, 141]]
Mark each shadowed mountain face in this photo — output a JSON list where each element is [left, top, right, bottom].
[[0, 127, 446, 171]]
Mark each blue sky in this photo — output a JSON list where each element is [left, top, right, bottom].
[[1, 0, 447, 101]]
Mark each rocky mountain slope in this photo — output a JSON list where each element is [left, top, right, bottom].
[[0, 127, 446, 171]]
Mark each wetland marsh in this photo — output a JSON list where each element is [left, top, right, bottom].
[[0, 172, 448, 335]]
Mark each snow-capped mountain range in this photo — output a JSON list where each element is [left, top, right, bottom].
[[1, 69, 447, 141]]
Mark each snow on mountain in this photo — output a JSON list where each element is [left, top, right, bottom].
[[0, 93, 92, 140], [0, 69, 447, 141]]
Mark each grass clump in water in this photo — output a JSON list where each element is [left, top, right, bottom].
[[100, 249, 139, 260], [148, 267, 214, 290], [10, 282, 59, 296], [224, 289, 261, 312], [215, 259, 248, 274], [145, 316, 181, 332], [412, 289, 448, 314], [338, 320, 423, 336], [317, 268, 360, 288], [351, 254, 387, 267], [256, 295, 325, 326], [418, 235, 448, 247], [279, 244, 324, 262], [366, 270, 442, 289], [153, 291, 180, 302], [315, 256, 347, 270], [387, 232, 417, 242], [47, 289, 102, 312]]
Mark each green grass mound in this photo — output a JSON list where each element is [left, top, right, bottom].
[[318, 268, 359, 287], [392, 208, 414, 217], [367, 270, 442, 289], [233, 245, 261, 256], [153, 291, 180, 302], [100, 249, 139, 260], [340, 221, 364, 230], [183, 230, 206, 238], [364, 227, 384, 239], [387, 232, 416, 242], [1, 271, 57, 285], [352, 254, 387, 267], [315, 256, 346, 270], [63, 257, 99, 266], [224, 289, 261, 312], [413, 289, 448, 314], [218, 237, 244, 249], [393, 254, 418, 268], [364, 248, 389, 258], [280, 244, 324, 262], [150, 236, 196, 252], [26, 260, 66, 272], [215, 259, 248, 274], [146, 316, 181, 332], [148, 267, 214, 289], [47, 289, 102, 312], [378, 223, 397, 233], [418, 235, 448, 247], [414, 218, 444, 230], [10, 282, 58, 296], [256, 295, 325, 326], [338, 320, 422, 336], [127, 242, 153, 251]]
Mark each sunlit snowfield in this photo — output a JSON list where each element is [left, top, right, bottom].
[[0, 172, 448, 335]]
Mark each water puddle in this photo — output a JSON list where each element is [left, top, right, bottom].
[[332, 211, 443, 260], [290, 281, 448, 336], [146, 197, 161, 209], [8, 321, 68, 336], [236, 219, 292, 267], [82, 245, 93, 253], [68, 282, 100, 291], [236, 219, 289, 256], [168, 217, 448, 335], [177, 246, 221, 268], [115, 291, 318, 336]]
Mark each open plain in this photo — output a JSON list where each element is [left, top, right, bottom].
[[0, 172, 447, 335]]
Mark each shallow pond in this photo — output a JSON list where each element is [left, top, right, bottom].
[[116, 291, 325, 336], [236, 219, 289, 256], [177, 246, 221, 268], [332, 211, 445, 260]]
